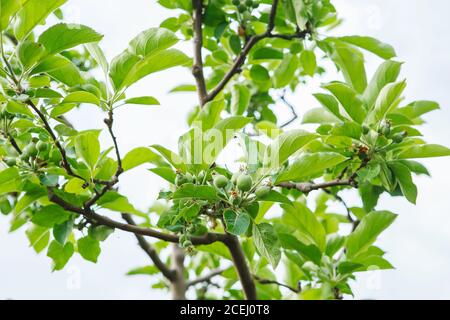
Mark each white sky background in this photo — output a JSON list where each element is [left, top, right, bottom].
[[1, 0, 450, 299]]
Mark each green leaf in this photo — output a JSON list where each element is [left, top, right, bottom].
[[283, 0, 308, 29], [399, 160, 429, 176], [256, 190, 292, 205], [282, 202, 326, 251], [253, 223, 281, 268], [122, 147, 160, 171], [346, 210, 397, 258], [150, 144, 185, 171], [53, 219, 73, 245], [39, 23, 103, 55], [14, 0, 68, 40], [31, 55, 83, 87], [397, 144, 450, 159], [31, 205, 71, 228], [62, 91, 100, 106], [337, 261, 364, 274], [47, 240, 74, 271], [263, 130, 317, 170], [85, 43, 109, 76], [339, 36, 396, 59], [109, 28, 189, 90], [16, 41, 45, 70], [231, 84, 251, 116], [77, 236, 101, 263], [325, 234, 346, 257], [329, 42, 367, 93], [368, 80, 406, 124], [250, 64, 270, 83], [6, 100, 34, 117], [277, 152, 348, 182], [26, 224, 50, 253], [74, 132, 100, 171], [322, 82, 366, 123], [197, 242, 231, 260], [273, 53, 298, 88], [389, 162, 417, 204], [252, 47, 283, 60], [278, 233, 322, 265], [0, 167, 21, 193], [149, 167, 176, 184], [124, 96, 160, 106], [173, 183, 219, 201], [313, 93, 345, 121], [88, 225, 114, 242], [300, 50, 317, 76], [395, 101, 440, 119], [15, 188, 47, 214], [193, 99, 224, 131], [362, 60, 402, 108], [96, 191, 144, 216], [302, 108, 340, 124], [127, 265, 159, 276], [1, 0, 22, 31], [224, 209, 250, 235]]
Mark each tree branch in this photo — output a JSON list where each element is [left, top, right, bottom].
[[170, 244, 187, 299], [122, 213, 176, 281], [192, 0, 208, 106], [223, 234, 257, 300], [253, 275, 301, 294], [279, 90, 298, 128], [47, 187, 225, 245], [278, 179, 353, 193], [186, 268, 227, 288], [204, 0, 310, 104], [278, 157, 371, 193], [24, 99, 86, 181], [84, 110, 124, 208], [8, 136, 22, 154]]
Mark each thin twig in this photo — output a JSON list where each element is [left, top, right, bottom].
[[253, 275, 301, 294], [25, 99, 86, 181], [278, 179, 353, 193], [279, 91, 298, 128], [186, 268, 227, 287]]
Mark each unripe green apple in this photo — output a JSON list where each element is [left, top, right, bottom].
[[392, 133, 404, 144], [185, 172, 194, 183], [213, 175, 228, 188], [175, 174, 188, 186], [36, 141, 49, 152], [231, 172, 241, 185], [23, 143, 38, 157], [236, 174, 252, 192], [362, 125, 370, 135], [4, 156, 16, 167]]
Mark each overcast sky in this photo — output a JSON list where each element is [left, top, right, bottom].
[[1, 0, 450, 300]]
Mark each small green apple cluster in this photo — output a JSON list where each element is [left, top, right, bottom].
[[215, 171, 272, 207], [361, 120, 408, 144]]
